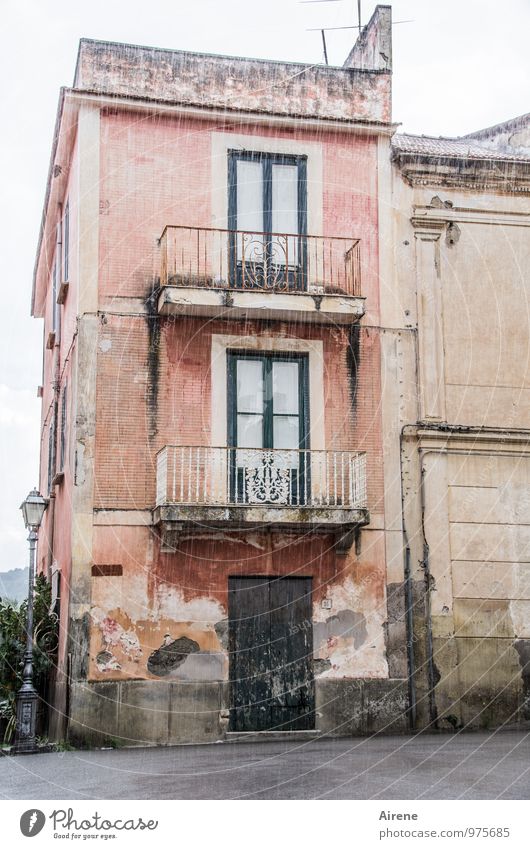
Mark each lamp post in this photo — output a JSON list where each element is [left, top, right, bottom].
[[12, 488, 48, 755]]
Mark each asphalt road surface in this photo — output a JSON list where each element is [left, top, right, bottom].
[[1, 730, 528, 800]]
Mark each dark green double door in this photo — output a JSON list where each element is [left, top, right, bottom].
[[228, 576, 314, 732]]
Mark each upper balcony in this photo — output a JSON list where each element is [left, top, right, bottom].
[[154, 446, 369, 553], [157, 226, 364, 324]]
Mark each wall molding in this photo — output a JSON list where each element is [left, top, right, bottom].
[[412, 205, 530, 228]]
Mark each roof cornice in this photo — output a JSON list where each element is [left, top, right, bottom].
[[392, 147, 530, 194], [68, 88, 396, 135]]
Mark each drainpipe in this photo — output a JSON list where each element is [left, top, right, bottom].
[[418, 449, 438, 729], [400, 427, 449, 730], [399, 425, 416, 730]]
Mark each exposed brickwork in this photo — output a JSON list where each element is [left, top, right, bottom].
[[93, 317, 384, 513], [94, 110, 384, 513], [97, 113, 380, 305]]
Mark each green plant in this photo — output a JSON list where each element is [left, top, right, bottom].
[[443, 714, 463, 731], [0, 693, 16, 744], [52, 739, 74, 752], [101, 736, 125, 749], [0, 575, 59, 743]]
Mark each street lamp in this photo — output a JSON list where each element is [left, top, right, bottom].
[[12, 488, 48, 754]]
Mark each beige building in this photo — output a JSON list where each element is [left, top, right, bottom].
[[385, 114, 530, 729]]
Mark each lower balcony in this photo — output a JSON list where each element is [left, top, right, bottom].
[[154, 446, 369, 553], [157, 226, 364, 324]]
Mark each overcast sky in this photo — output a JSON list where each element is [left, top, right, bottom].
[[0, 0, 528, 572]]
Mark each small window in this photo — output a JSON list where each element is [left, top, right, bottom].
[[92, 564, 123, 577], [51, 568, 61, 617]]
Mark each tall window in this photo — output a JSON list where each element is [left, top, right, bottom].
[[52, 257, 58, 333], [63, 201, 70, 283], [228, 151, 307, 290], [47, 418, 55, 494], [227, 352, 309, 504], [59, 383, 68, 471]]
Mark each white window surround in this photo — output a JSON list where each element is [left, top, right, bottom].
[[211, 132, 323, 235], [211, 335, 325, 451]]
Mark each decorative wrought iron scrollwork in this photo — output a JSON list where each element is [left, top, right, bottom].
[[244, 451, 291, 504], [240, 233, 291, 291]]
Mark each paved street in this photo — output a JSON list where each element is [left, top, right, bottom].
[[1, 730, 529, 800]]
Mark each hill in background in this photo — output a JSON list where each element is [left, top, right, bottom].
[[0, 567, 29, 605]]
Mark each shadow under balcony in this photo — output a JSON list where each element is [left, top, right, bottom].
[[153, 446, 369, 553], [157, 226, 364, 324]]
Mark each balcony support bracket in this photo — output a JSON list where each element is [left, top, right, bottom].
[[334, 526, 359, 556], [159, 521, 184, 553]]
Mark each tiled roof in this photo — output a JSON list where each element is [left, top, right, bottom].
[[392, 133, 530, 162]]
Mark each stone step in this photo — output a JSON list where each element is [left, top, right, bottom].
[[225, 730, 322, 744]]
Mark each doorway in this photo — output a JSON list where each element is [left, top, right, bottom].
[[228, 576, 315, 732]]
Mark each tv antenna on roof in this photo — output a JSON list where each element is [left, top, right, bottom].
[[302, 1, 412, 65], [299, 1, 363, 65]]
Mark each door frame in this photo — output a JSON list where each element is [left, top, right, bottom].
[[228, 575, 315, 732]]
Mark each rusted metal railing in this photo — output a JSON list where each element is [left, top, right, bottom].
[[156, 446, 367, 510], [159, 226, 361, 296]]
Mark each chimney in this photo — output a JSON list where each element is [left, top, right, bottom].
[[343, 5, 392, 72]]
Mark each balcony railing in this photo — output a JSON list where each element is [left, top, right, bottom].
[[156, 446, 367, 510], [159, 226, 361, 296]]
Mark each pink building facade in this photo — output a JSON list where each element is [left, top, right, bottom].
[[32, 8, 408, 744]]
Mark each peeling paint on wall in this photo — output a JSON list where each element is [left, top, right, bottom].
[[96, 650, 121, 672], [214, 619, 229, 650], [147, 635, 199, 676], [175, 651, 226, 681], [74, 441, 86, 486], [154, 586, 226, 624], [91, 606, 142, 673], [314, 609, 367, 650], [313, 576, 389, 678]]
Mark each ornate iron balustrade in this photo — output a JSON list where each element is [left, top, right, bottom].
[[156, 446, 367, 510], [159, 226, 361, 296]]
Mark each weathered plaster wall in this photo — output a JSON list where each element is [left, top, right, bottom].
[[425, 450, 530, 727], [87, 527, 389, 684], [343, 5, 392, 73], [391, 162, 530, 728], [96, 111, 380, 309], [93, 317, 384, 509], [441, 224, 530, 426], [75, 40, 391, 124], [464, 113, 530, 157], [93, 109, 385, 516], [36, 132, 82, 739]]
